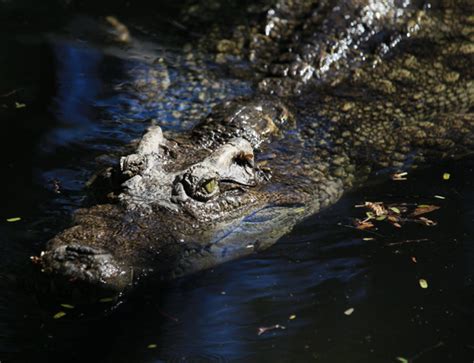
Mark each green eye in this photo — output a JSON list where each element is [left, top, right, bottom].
[[203, 179, 218, 194]]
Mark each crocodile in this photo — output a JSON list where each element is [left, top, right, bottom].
[[37, 0, 474, 298]]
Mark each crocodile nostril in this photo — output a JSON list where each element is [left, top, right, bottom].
[[65, 244, 105, 256]]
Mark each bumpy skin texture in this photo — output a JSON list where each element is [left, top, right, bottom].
[[39, 0, 473, 295]]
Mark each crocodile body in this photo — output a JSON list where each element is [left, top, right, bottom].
[[38, 0, 474, 297]]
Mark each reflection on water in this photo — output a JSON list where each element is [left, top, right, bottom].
[[42, 42, 102, 151], [0, 7, 473, 363]]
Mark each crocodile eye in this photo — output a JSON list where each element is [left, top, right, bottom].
[[191, 178, 219, 202], [202, 179, 218, 194]]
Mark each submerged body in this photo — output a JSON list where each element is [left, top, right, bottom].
[[38, 0, 473, 296]]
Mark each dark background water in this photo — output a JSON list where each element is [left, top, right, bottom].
[[0, 1, 473, 362]]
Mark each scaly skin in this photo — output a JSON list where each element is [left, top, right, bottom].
[[38, 0, 473, 297]]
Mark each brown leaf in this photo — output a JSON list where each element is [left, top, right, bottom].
[[411, 205, 440, 217], [355, 220, 375, 230], [387, 215, 400, 223]]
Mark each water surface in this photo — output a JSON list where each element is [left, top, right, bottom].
[[0, 2, 473, 362]]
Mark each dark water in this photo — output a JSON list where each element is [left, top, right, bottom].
[[1, 2, 474, 362]]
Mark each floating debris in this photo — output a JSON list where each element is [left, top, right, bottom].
[[386, 238, 429, 247], [434, 195, 446, 200], [257, 324, 286, 336], [362, 201, 387, 216], [417, 216, 437, 226], [391, 171, 408, 181], [396, 357, 409, 363], [6, 217, 21, 222], [289, 315, 296, 320], [15, 102, 26, 109], [389, 207, 401, 214], [99, 297, 115, 303], [442, 173, 450, 180], [51, 178, 62, 194], [354, 220, 375, 230], [53, 311, 66, 319], [147, 344, 157, 349], [0, 89, 18, 98], [353, 201, 441, 230], [60, 304, 75, 309], [30, 255, 42, 264], [344, 307, 355, 316], [419, 279, 428, 289], [158, 308, 179, 322], [411, 205, 440, 216]]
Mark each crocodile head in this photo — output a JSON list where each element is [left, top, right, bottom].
[[37, 98, 325, 298]]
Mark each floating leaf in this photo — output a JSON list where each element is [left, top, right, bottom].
[[53, 311, 66, 319], [387, 214, 402, 228], [99, 297, 115, 303], [411, 256, 417, 263], [434, 195, 445, 200], [419, 278, 428, 289], [363, 237, 375, 241], [15, 102, 26, 109], [6, 217, 21, 222], [60, 304, 75, 309], [355, 220, 375, 230], [147, 344, 157, 349], [396, 357, 409, 363], [289, 315, 296, 320], [416, 204, 435, 209], [388, 215, 400, 222], [344, 308, 355, 316], [412, 205, 440, 216], [389, 207, 401, 214], [442, 173, 450, 180], [376, 215, 387, 221]]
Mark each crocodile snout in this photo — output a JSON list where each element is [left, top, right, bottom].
[[38, 244, 132, 295]]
